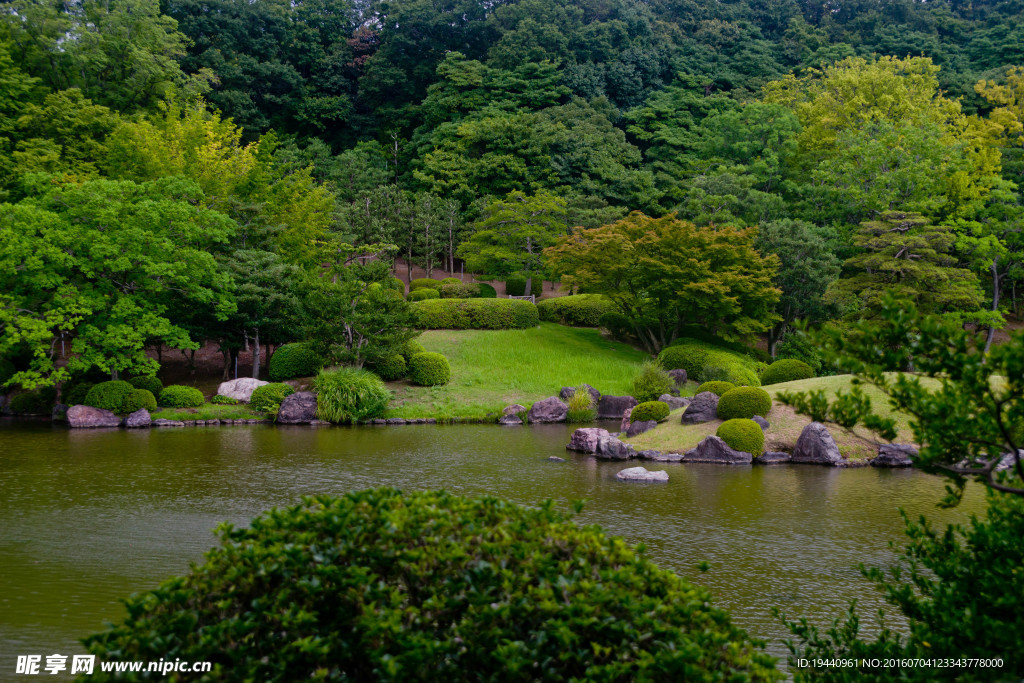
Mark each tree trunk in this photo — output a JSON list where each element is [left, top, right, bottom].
[[188, 349, 197, 376], [252, 329, 261, 379], [983, 258, 1000, 354], [768, 321, 787, 359], [221, 349, 231, 381]]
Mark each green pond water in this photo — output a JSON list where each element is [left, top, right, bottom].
[[0, 419, 984, 671]]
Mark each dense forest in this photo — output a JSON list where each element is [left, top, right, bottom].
[[2, 0, 1024, 388]]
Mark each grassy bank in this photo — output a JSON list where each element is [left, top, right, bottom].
[[625, 375, 921, 460], [386, 323, 647, 420], [150, 404, 262, 421]]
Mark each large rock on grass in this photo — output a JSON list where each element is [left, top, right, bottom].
[[217, 377, 268, 403], [123, 409, 151, 428], [502, 404, 526, 416], [619, 406, 633, 433], [616, 467, 669, 482], [567, 427, 611, 453], [871, 444, 917, 468], [277, 391, 318, 424], [752, 416, 770, 432], [498, 414, 523, 425], [528, 397, 568, 423], [668, 369, 687, 389], [658, 394, 689, 410], [67, 405, 120, 428], [680, 392, 719, 424], [559, 384, 601, 404], [683, 436, 752, 464], [791, 422, 844, 465], [597, 395, 637, 420], [626, 420, 657, 437]]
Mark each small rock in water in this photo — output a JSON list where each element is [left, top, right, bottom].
[[547, 456, 566, 462], [615, 467, 669, 482]]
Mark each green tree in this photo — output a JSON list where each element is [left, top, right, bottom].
[[545, 212, 781, 353]]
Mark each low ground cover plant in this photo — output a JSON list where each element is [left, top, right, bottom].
[[249, 383, 295, 414]]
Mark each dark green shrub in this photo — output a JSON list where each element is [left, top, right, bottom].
[[439, 283, 479, 299], [159, 385, 205, 408], [374, 353, 407, 381], [0, 358, 15, 386], [505, 274, 542, 297], [476, 282, 497, 298], [658, 345, 709, 378], [250, 383, 295, 414], [775, 333, 826, 374], [401, 340, 427, 362], [64, 382, 95, 406], [268, 343, 322, 381], [630, 361, 674, 402], [716, 419, 765, 456], [84, 380, 139, 414], [133, 389, 157, 412], [81, 489, 779, 682], [409, 352, 451, 386], [599, 311, 633, 340], [661, 340, 761, 387], [760, 359, 815, 386], [440, 277, 460, 286], [699, 366, 733, 384], [313, 368, 390, 422], [128, 375, 163, 399], [717, 387, 772, 420], [566, 388, 596, 423], [409, 278, 442, 291], [631, 400, 671, 422], [210, 394, 239, 405], [387, 278, 406, 294], [537, 294, 615, 327], [697, 380, 736, 397], [408, 287, 440, 301], [9, 388, 56, 415], [412, 299, 538, 330]]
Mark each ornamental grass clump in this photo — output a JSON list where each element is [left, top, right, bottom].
[[249, 383, 295, 414], [717, 387, 772, 420], [565, 387, 597, 423], [717, 418, 765, 456], [630, 361, 674, 402], [313, 368, 390, 423], [80, 489, 780, 682]]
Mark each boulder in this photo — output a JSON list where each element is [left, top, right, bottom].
[[791, 422, 844, 465], [547, 456, 566, 463], [680, 392, 719, 424], [567, 427, 611, 453], [216, 377, 269, 403], [498, 413, 523, 426], [597, 395, 638, 420], [682, 435, 752, 464], [871, 444, 917, 468], [276, 391, 318, 424], [668, 368, 687, 389], [755, 451, 791, 464], [558, 384, 601, 404], [123, 409, 151, 428], [626, 420, 657, 437], [153, 418, 185, 427], [639, 450, 684, 462], [502, 403, 527, 416], [658, 394, 689, 410], [752, 416, 770, 432], [528, 396, 568, 423], [66, 405, 121, 428], [616, 467, 669, 482], [619, 406, 633, 432], [595, 434, 636, 460]]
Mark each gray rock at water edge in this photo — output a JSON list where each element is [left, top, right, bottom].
[[153, 418, 185, 427], [547, 456, 566, 462], [752, 416, 770, 432], [995, 450, 1023, 472], [668, 368, 687, 389], [566, 427, 611, 453], [755, 451, 791, 464], [683, 436, 753, 464], [680, 392, 719, 425], [528, 396, 568, 423], [619, 406, 634, 433], [123, 409, 151, 428], [616, 467, 669, 482], [276, 391, 318, 424], [425, 418, 438, 424], [597, 395, 638, 420], [386, 418, 407, 425], [52, 403, 69, 421], [658, 394, 689, 410], [791, 422, 844, 465], [66, 405, 121, 428], [871, 444, 917, 468], [558, 384, 601, 404], [595, 434, 636, 460], [639, 450, 684, 462], [626, 420, 657, 437], [502, 403, 526, 416], [216, 377, 269, 403], [372, 419, 387, 424], [498, 413, 523, 425]]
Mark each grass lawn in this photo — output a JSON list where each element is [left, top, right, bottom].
[[626, 374, 925, 461], [150, 404, 263, 421], [386, 323, 648, 419]]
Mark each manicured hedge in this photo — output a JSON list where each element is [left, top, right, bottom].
[[409, 352, 451, 386], [128, 375, 163, 399], [537, 295, 615, 327], [717, 387, 772, 420], [631, 401, 670, 423], [412, 299, 539, 330], [717, 419, 765, 456], [84, 380, 140, 414], [505, 274, 543, 297], [439, 283, 479, 299], [696, 381, 736, 397], [760, 359, 815, 385], [440, 277, 460, 286], [159, 385, 205, 408], [659, 339, 762, 387], [268, 343, 322, 381], [250, 383, 295, 414], [408, 288, 440, 301], [373, 353, 407, 381], [409, 278, 442, 291]]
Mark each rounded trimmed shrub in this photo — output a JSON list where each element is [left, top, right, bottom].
[[133, 389, 157, 412], [631, 400, 670, 423], [760, 359, 815, 386], [717, 387, 772, 420], [658, 345, 708, 378], [401, 340, 426, 362], [476, 282, 497, 298], [84, 380, 139, 414], [250, 383, 295, 414], [630, 362, 674, 403], [387, 277, 406, 294], [128, 375, 162, 399], [537, 294, 615, 327], [210, 394, 239, 405], [409, 277, 442, 291], [409, 287, 440, 301], [64, 382, 95, 406], [439, 283, 479, 299], [313, 368, 390, 423], [659, 340, 762, 387], [440, 277, 460, 286], [268, 343, 322, 382], [374, 353, 407, 381], [159, 385, 205, 408], [697, 380, 736, 397], [409, 352, 451, 386], [9, 389, 56, 415], [716, 419, 765, 456], [80, 489, 779, 681]]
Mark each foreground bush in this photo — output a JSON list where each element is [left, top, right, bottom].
[[84, 380, 139, 414], [409, 352, 451, 386], [159, 385, 205, 408], [717, 387, 772, 420], [412, 299, 538, 330], [631, 400, 670, 423], [760, 359, 815, 385], [537, 294, 615, 327], [313, 368, 390, 423], [249, 383, 295, 414], [268, 343, 322, 381], [659, 340, 761, 386], [80, 489, 780, 682], [128, 375, 163, 399], [631, 361, 674, 402], [697, 381, 736, 397], [717, 419, 765, 456]]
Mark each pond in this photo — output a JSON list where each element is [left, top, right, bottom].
[[0, 419, 983, 670]]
